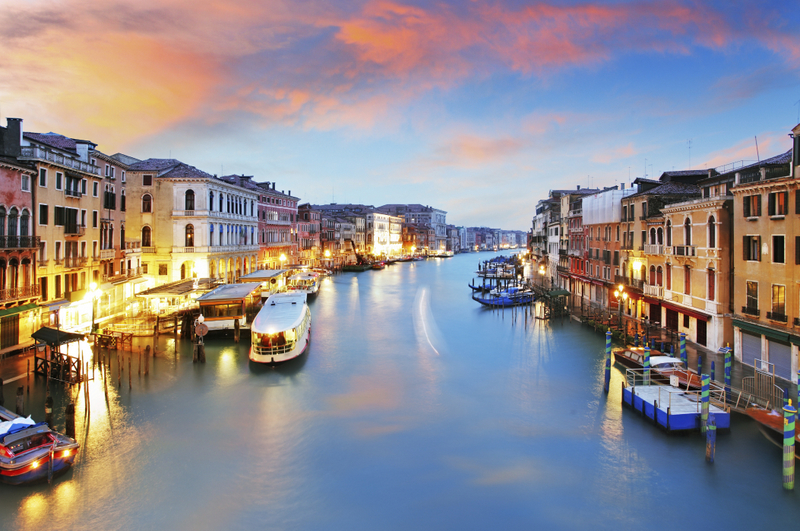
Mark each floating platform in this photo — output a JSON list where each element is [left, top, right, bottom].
[[622, 384, 730, 432]]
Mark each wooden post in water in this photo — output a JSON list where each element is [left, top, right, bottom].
[[44, 396, 53, 427], [128, 355, 132, 389], [65, 403, 75, 439], [138, 350, 142, 376], [145, 346, 150, 376], [234, 318, 240, 343], [783, 401, 797, 490], [15, 386, 23, 415], [0, 377, 3, 407], [705, 413, 716, 463]]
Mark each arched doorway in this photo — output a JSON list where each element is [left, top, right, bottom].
[[180, 261, 194, 280]]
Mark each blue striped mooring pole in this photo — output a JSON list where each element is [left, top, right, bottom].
[[711, 361, 715, 382], [698, 355, 702, 376], [724, 347, 732, 398], [679, 333, 687, 368], [701, 374, 710, 433], [784, 400, 797, 490], [604, 329, 612, 394], [706, 412, 716, 463], [643, 346, 651, 386]]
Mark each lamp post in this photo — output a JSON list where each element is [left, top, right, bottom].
[[538, 264, 546, 288], [324, 249, 331, 270], [279, 253, 286, 269], [613, 284, 627, 335]]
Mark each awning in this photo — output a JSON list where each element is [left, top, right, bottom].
[[31, 327, 85, 346], [661, 301, 709, 322], [644, 297, 661, 305], [734, 318, 800, 346], [0, 303, 38, 318]]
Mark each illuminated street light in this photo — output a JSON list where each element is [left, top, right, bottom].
[[613, 284, 628, 332], [84, 281, 102, 333]]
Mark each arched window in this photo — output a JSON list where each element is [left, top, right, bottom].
[[649, 265, 656, 285], [209, 191, 214, 212], [185, 190, 195, 211], [657, 227, 663, 245], [219, 194, 223, 211], [210, 223, 214, 246], [708, 216, 716, 248], [20, 209, 29, 237], [649, 228, 656, 245], [8, 208, 18, 237], [708, 268, 715, 301], [120, 223, 125, 249], [0, 207, 5, 237], [141, 226, 151, 247], [684, 218, 691, 246], [142, 194, 152, 213], [656, 266, 663, 286], [185, 224, 194, 247], [666, 265, 671, 290], [666, 220, 672, 246]]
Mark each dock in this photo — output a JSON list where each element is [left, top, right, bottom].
[[621, 369, 730, 432]]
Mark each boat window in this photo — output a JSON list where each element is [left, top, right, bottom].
[[201, 303, 243, 318]]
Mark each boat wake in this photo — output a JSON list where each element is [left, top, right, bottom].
[[413, 287, 445, 356]]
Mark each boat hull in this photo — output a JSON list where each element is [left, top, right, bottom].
[[249, 327, 311, 365], [0, 452, 78, 486], [472, 294, 533, 307]]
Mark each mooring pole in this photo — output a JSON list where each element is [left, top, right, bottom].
[[724, 347, 732, 398], [679, 333, 687, 368], [604, 329, 612, 394], [783, 401, 797, 491], [706, 413, 716, 463], [701, 374, 710, 433], [643, 346, 651, 386]]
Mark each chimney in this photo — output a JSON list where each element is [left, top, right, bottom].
[[288, 190, 291, 196], [577, 185, 580, 190], [1, 118, 22, 157], [621, 182, 625, 190], [75, 141, 90, 162], [273, 183, 276, 190]]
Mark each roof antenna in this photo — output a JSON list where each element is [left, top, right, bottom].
[[754, 136, 760, 162], [686, 140, 692, 169]]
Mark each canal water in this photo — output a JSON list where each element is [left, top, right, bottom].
[[2, 253, 799, 530]]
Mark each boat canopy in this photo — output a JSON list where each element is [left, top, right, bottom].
[[251, 293, 307, 334], [30, 327, 85, 346], [197, 282, 262, 302], [0, 416, 36, 438]]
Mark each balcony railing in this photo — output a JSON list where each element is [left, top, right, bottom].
[[643, 284, 663, 298], [741, 306, 760, 317], [64, 224, 86, 236], [767, 311, 788, 323], [643, 244, 663, 255], [0, 285, 40, 301], [142, 247, 156, 253], [99, 249, 115, 261], [672, 245, 696, 257], [794, 317, 800, 327], [63, 256, 88, 268], [19, 145, 100, 175], [0, 235, 40, 250], [65, 188, 82, 198], [103, 267, 143, 283], [706, 300, 722, 314]]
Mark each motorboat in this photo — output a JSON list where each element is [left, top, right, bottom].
[[472, 286, 534, 307], [249, 292, 311, 364], [612, 348, 702, 389], [372, 262, 386, 270], [0, 406, 79, 485]]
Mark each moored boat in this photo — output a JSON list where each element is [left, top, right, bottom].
[[612, 347, 702, 389], [249, 292, 311, 364], [0, 407, 79, 486], [372, 261, 386, 270], [288, 272, 320, 296], [472, 286, 534, 307]]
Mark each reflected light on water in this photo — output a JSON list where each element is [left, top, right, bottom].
[[215, 348, 239, 383]]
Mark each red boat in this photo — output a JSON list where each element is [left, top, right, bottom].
[[372, 262, 386, 270], [745, 407, 800, 454]]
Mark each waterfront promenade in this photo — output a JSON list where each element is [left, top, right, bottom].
[[1, 254, 799, 530]]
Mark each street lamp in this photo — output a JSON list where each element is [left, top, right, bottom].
[[279, 253, 287, 269], [84, 281, 101, 333], [613, 283, 628, 333], [538, 264, 546, 287]]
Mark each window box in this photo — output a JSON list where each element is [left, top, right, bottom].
[[741, 306, 760, 317], [766, 312, 788, 323]]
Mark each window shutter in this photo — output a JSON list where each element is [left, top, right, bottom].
[[768, 193, 775, 216], [743, 198, 750, 217], [743, 236, 748, 261], [756, 196, 761, 216]]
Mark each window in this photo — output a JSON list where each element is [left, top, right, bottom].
[[21, 173, 30, 192], [684, 266, 691, 295], [39, 204, 48, 225], [159, 264, 168, 276], [185, 190, 195, 211], [54, 206, 65, 226], [142, 194, 152, 213], [768, 192, 788, 216], [92, 211, 98, 228], [641, 202, 647, 219], [39, 168, 47, 187], [708, 216, 716, 248], [120, 190, 126, 211], [708, 269, 715, 301], [771, 285, 785, 317], [629, 204, 634, 220], [93, 241, 98, 258], [142, 263, 148, 274], [93, 182, 99, 197], [39, 241, 46, 262], [743, 235, 760, 261], [746, 281, 758, 312], [56, 172, 63, 190], [143, 174, 153, 186], [743, 194, 761, 217], [185, 224, 194, 247], [666, 220, 672, 246], [773, 235, 785, 263], [121, 171, 126, 183], [797, 190, 800, 214], [141, 226, 152, 247], [683, 219, 691, 245], [81, 210, 86, 227], [796, 236, 800, 265], [81, 179, 87, 195]]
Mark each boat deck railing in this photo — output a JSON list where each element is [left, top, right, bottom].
[[252, 342, 297, 356], [624, 368, 729, 413]]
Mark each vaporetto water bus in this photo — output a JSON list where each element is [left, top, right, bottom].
[[288, 272, 320, 297], [196, 282, 262, 332], [249, 292, 311, 364]]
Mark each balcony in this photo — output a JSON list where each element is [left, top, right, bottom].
[[643, 244, 663, 255], [705, 300, 722, 314], [125, 240, 142, 254], [142, 247, 156, 254], [104, 267, 143, 283], [64, 224, 86, 237], [794, 317, 800, 327], [63, 256, 88, 268], [643, 284, 663, 298], [0, 285, 40, 302], [767, 311, 788, 323], [672, 245, 696, 257], [614, 275, 644, 291], [65, 188, 82, 198], [0, 235, 40, 250], [741, 306, 760, 317], [19, 145, 100, 175], [99, 249, 115, 261]]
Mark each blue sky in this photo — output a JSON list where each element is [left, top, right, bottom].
[[1, 0, 798, 229]]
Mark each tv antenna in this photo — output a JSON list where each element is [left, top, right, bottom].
[[687, 139, 692, 169]]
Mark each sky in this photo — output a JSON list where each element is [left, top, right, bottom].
[[1, 0, 799, 230]]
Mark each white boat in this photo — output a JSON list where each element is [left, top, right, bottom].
[[288, 272, 320, 297], [249, 292, 311, 364], [197, 282, 262, 331]]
